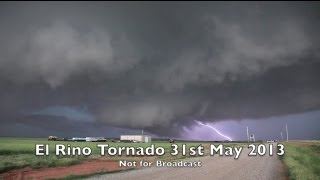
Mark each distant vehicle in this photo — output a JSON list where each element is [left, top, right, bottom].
[[48, 136, 57, 141], [85, 137, 107, 142], [266, 140, 275, 143], [57, 138, 68, 141], [169, 139, 175, 143], [72, 137, 86, 142]]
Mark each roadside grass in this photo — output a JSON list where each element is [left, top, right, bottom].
[[282, 141, 320, 180], [0, 154, 83, 173], [0, 137, 92, 173]]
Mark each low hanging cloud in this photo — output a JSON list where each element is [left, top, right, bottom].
[[97, 97, 197, 128], [0, 2, 320, 137], [0, 21, 140, 87], [157, 17, 311, 91]]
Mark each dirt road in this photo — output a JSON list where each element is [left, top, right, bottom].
[[88, 143, 285, 180]]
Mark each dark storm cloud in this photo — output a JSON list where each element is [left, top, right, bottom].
[[0, 2, 320, 137]]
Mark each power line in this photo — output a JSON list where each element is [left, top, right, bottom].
[[286, 124, 289, 142]]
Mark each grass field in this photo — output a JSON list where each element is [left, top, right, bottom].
[[0, 137, 226, 173], [4, 137, 320, 180], [281, 141, 320, 180]]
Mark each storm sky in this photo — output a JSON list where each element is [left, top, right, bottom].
[[0, 2, 319, 140]]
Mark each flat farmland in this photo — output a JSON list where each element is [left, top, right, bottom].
[[4, 138, 318, 180], [0, 137, 222, 174]]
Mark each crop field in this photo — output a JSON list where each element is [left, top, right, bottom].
[[281, 140, 320, 180]]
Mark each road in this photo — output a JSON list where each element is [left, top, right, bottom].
[[87, 143, 284, 180]]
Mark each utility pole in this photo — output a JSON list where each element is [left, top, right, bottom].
[[281, 131, 284, 141], [286, 124, 288, 142], [246, 126, 249, 143], [142, 129, 144, 135]]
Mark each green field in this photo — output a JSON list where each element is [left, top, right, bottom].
[[2, 138, 320, 180], [282, 141, 320, 180], [0, 137, 219, 173]]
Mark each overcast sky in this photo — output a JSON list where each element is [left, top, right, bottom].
[[0, 2, 319, 140]]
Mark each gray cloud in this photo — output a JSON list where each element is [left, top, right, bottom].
[[97, 96, 197, 128], [156, 17, 312, 91], [0, 2, 320, 138], [0, 21, 140, 87]]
